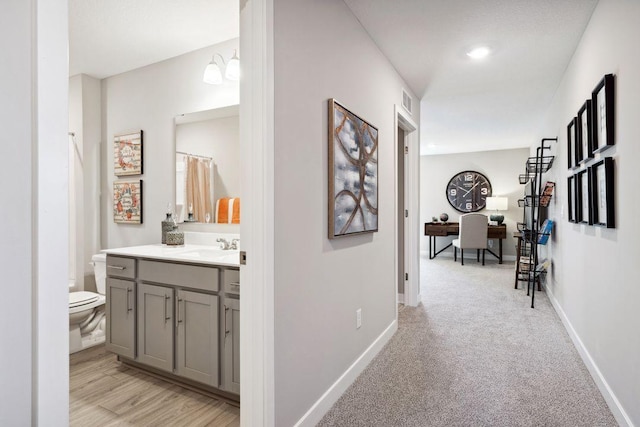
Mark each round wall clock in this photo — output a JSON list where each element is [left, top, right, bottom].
[[446, 171, 492, 213]]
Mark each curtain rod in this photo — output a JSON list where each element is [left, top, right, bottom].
[[176, 151, 213, 161]]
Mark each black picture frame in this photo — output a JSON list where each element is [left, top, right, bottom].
[[567, 175, 577, 223], [577, 100, 593, 164], [591, 74, 615, 153], [567, 117, 578, 169], [590, 157, 615, 228], [576, 169, 592, 225]]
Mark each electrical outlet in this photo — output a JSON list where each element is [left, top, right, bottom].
[[356, 309, 362, 329]]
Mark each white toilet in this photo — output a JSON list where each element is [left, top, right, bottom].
[[69, 253, 107, 354]]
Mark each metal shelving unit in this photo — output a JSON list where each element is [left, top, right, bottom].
[[516, 138, 556, 308]]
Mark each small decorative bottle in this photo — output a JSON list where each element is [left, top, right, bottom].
[[161, 203, 175, 244]]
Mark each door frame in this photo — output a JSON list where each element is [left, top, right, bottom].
[[239, 0, 275, 425], [395, 105, 420, 307]]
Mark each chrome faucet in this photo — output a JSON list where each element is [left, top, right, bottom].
[[217, 237, 230, 250], [217, 237, 240, 250], [230, 238, 240, 250]]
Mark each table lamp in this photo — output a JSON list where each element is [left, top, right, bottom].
[[486, 196, 508, 225]]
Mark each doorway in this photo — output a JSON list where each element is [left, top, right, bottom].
[[395, 105, 419, 307]]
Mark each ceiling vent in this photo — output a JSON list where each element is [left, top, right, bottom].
[[402, 89, 412, 114]]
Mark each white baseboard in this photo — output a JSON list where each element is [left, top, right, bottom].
[[293, 319, 398, 427], [397, 293, 404, 304], [546, 286, 634, 427]]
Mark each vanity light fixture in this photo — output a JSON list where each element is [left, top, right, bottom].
[[466, 46, 491, 59], [203, 50, 240, 85]]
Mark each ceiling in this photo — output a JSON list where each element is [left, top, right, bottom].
[[344, 0, 599, 154], [70, 1, 598, 155], [69, 0, 239, 79]]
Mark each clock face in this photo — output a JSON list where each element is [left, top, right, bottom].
[[446, 171, 492, 213]]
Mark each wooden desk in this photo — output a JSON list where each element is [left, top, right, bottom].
[[424, 222, 507, 263]]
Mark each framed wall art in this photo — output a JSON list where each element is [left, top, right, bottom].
[[577, 100, 593, 164], [590, 157, 615, 228], [576, 169, 592, 225], [113, 180, 143, 224], [567, 117, 577, 169], [567, 175, 577, 223], [591, 74, 615, 153], [114, 130, 144, 176], [328, 99, 378, 238]]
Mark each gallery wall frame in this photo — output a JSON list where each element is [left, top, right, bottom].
[[577, 100, 593, 165], [113, 179, 143, 224], [590, 157, 615, 228], [567, 117, 578, 169], [567, 175, 577, 223], [328, 99, 378, 239], [592, 74, 615, 153], [114, 130, 144, 176], [576, 168, 592, 225]]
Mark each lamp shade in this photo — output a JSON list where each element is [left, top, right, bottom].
[[225, 50, 240, 81], [486, 196, 508, 211], [203, 60, 223, 84]]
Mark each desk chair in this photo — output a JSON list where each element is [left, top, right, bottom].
[[453, 213, 488, 265]]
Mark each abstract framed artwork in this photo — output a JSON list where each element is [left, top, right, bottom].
[[590, 157, 615, 228], [577, 100, 593, 164], [113, 180, 143, 224], [567, 117, 577, 169], [114, 130, 144, 176], [567, 175, 576, 223], [328, 99, 378, 238], [591, 74, 615, 153], [576, 169, 592, 225]]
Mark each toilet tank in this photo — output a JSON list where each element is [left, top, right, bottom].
[[92, 253, 107, 294]]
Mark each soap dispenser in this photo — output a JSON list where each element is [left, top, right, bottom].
[[161, 203, 175, 244]]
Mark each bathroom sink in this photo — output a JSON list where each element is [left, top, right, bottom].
[[178, 248, 239, 261]]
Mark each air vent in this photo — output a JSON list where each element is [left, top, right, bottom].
[[402, 89, 412, 114]]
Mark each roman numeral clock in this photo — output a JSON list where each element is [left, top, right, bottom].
[[446, 171, 492, 213]]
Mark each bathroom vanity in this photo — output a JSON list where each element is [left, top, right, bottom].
[[103, 245, 240, 399]]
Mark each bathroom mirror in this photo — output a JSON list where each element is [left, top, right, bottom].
[[174, 104, 240, 224]]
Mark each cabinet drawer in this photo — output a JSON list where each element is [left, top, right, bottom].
[[223, 269, 240, 296], [139, 260, 219, 292], [106, 255, 136, 279]]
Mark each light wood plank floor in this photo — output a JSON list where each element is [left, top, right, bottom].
[[70, 345, 239, 426]]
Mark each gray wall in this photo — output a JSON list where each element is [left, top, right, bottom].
[[535, 0, 640, 424], [101, 39, 239, 249], [420, 148, 530, 259], [272, 0, 419, 424]]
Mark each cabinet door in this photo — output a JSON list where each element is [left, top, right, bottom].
[[105, 278, 136, 358], [176, 290, 219, 387], [222, 297, 240, 394], [137, 283, 174, 372]]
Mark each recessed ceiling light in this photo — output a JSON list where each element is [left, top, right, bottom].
[[467, 46, 491, 59]]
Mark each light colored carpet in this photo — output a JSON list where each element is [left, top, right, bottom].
[[318, 255, 617, 426]]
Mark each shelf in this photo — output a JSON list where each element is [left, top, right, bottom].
[[519, 173, 532, 184], [525, 155, 555, 173]]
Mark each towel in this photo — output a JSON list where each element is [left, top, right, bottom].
[[216, 197, 240, 224]]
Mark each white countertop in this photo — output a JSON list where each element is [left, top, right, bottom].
[[102, 244, 240, 267]]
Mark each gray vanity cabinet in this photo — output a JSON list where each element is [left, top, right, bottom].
[[137, 283, 174, 372], [176, 290, 219, 387], [105, 277, 136, 359], [222, 297, 240, 394]]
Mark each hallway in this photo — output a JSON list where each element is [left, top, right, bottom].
[[319, 256, 616, 426]]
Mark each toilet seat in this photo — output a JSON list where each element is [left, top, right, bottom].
[[69, 291, 99, 308]]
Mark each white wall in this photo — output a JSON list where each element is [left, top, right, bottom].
[[69, 74, 102, 292], [101, 40, 239, 249], [1, 0, 69, 424], [272, 0, 419, 424], [176, 115, 241, 204], [420, 148, 530, 258], [536, 0, 640, 424]]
